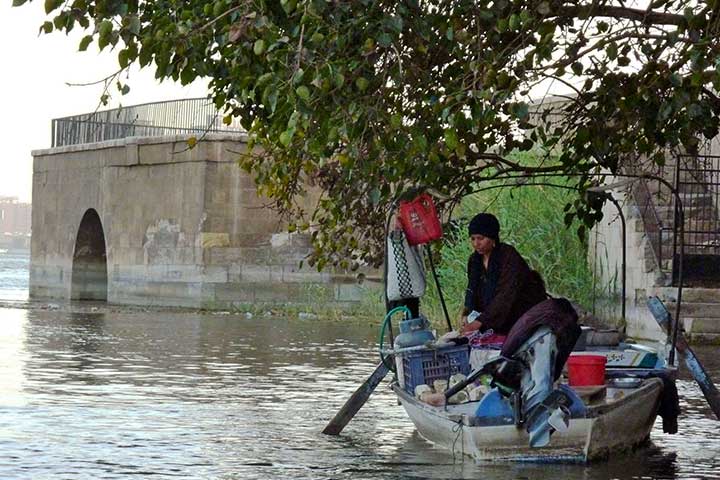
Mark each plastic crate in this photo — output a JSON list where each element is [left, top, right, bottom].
[[401, 345, 470, 394]]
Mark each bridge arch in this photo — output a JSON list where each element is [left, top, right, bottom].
[[71, 209, 108, 301]]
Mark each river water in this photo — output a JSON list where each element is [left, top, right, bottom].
[[0, 250, 29, 302], [0, 251, 719, 479]]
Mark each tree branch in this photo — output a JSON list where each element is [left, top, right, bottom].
[[556, 4, 686, 26]]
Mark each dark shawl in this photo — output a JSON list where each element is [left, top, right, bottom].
[[463, 243, 547, 335]]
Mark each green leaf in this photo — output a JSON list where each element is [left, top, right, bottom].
[[576, 126, 590, 145], [44, 0, 62, 14], [78, 35, 93, 51], [279, 129, 294, 147], [295, 85, 310, 101], [514, 102, 529, 119], [413, 133, 428, 152], [12, 0, 28, 6], [355, 77, 369, 92], [266, 88, 279, 113], [536, 2, 550, 15], [292, 68, 304, 86], [98, 20, 113, 37], [334, 73, 345, 88], [444, 129, 458, 150], [128, 16, 141, 36], [180, 66, 195, 85], [369, 188, 381, 206], [254, 39, 266, 56], [669, 73, 682, 86], [53, 12, 66, 29], [571, 61, 583, 75], [478, 9, 494, 20], [657, 102, 672, 121], [390, 113, 402, 128], [118, 49, 130, 68], [606, 42, 618, 60], [363, 38, 375, 52], [256, 73, 273, 87], [377, 33, 392, 47], [212, 2, 224, 18], [41, 21, 53, 34], [281, 0, 297, 14]]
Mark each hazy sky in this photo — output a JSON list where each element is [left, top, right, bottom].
[[0, 3, 207, 203]]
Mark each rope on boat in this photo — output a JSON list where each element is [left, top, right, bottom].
[[451, 419, 464, 463]]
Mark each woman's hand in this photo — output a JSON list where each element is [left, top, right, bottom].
[[461, 319, 482, 335]]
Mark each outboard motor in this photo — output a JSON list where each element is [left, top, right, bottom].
[[394, 315, 435, 349], [515, 327, 572, 447]]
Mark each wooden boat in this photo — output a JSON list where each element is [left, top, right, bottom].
[[390, 342, 676, 464]]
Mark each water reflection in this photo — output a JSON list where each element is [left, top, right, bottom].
[[0, 307, 718, 479]]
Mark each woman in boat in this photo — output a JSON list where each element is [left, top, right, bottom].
[[459, 213, 583, 447], [460, 212, 547, 336]]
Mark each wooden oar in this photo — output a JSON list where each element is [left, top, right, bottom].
[[322, 360, 391, 435], [647, 296, 720, 420]]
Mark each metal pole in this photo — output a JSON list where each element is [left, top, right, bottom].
[[608, 195, 626, 327], [670, 194, 684, 366], [425, 244, 453, 332], [383, 207, 396, 346]]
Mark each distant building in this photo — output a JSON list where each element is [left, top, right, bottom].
[[0, 197, 31, 235]]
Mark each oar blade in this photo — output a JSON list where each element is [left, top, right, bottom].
[[648, 296, 720, 420], [322, 361, 391, 436]]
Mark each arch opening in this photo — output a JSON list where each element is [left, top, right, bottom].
[[71, 209, 108, 301]]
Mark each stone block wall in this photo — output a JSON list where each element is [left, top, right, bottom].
[[589, 187, 669, 342], [589, 182, 720, 342], [30, 134, 378, 309]]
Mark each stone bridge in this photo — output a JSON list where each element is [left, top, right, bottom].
[[30, 134, 374, 309]]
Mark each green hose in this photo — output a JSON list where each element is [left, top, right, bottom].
[[379, 306, 411, 371]]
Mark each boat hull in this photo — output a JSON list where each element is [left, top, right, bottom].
[[394, 378, 663, 463]]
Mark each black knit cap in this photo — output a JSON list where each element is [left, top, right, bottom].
[[468, 213, 500, 243]]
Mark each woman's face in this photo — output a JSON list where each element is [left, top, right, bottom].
[[470, 234, 495, 255]]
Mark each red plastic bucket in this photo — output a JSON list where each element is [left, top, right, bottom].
[[567, 354, 606, 387]]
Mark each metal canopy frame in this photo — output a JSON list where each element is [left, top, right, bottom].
[[442, 171, 685, 366]]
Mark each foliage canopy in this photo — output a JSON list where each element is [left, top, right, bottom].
[[17, 0, 720, 268]]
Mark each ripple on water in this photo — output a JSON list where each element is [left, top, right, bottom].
[[0, 308, 718, 479]]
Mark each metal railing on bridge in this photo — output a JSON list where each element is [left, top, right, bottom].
[[51, 98, 245, 148]]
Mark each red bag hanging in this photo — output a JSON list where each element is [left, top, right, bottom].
[[397, 193, 443, 246]]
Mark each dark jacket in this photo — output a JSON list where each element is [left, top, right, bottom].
[[463, 243, 547, 335]]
